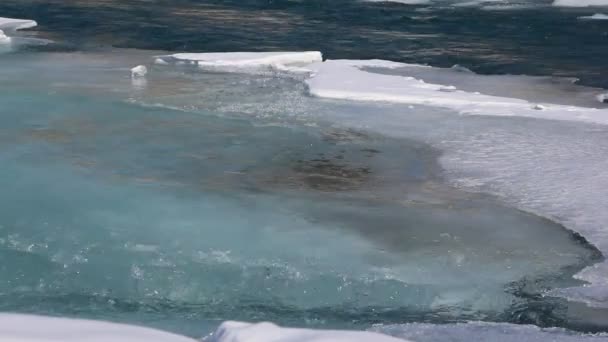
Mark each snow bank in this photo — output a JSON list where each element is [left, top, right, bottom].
[[305, 59, 608, 125], [0, 314, 196, 342], [373, 322, 608, 341], [155, 51, 322, 74], [554, 0, 608, 6], [205, 321, 410, 342]]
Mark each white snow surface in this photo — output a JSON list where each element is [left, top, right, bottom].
[[3, 315, 604, 342], [205, 321, 410, 342], [554, 0, 608, 6], [0, 314, 197, 342], [305, 59, 608, 125], [0, 17, 38, 46], [0, 17, 37, 32], [131, 65, 148, 78]]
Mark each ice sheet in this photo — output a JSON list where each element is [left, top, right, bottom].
[[305, 59, 608, 125], [155, 51, 322, 74]]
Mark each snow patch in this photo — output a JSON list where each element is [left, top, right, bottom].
[[0, 314, 197, 342], [155, 51, 322, 74], [204, 321, 411, 342]]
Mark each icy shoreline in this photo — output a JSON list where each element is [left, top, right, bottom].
[[157, 51, 608, 311]]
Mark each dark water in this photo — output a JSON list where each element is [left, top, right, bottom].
[[1, 0, 608, 87]]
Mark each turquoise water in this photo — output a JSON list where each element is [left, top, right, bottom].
[[0, 50, 602, 337]]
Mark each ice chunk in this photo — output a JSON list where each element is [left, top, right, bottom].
[[0, 30, 10, 44], [205, 321, 410, 342], [155, 51, 322, 74], [131, 65, 148, 78], [579, 13, 608, 19], [372, 321, 608, 341], [0, 17, 37, 32], [0, 17, 40, 50], [554, 0, 608, 6], [0, 314, 197, 342]]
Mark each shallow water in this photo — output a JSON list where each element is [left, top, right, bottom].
[[2, 0, 608, 339], [0, 49, 604, 337]]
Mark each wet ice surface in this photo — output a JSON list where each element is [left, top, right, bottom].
[[0, 50, 604, 337]]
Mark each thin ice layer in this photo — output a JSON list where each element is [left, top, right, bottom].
[[0, 314, 196, 342], [373, 321, 608, 341]]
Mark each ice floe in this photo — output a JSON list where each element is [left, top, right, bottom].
[[155, 51, 322, 74], [0, 17, 37, 33], [0, 17, 45, 50]]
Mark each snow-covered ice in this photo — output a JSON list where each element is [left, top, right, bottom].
[[131, 65, 148, 78], [305, 59, 608, 125], [0, 314, 197, 342], [205, 321, 410, 342], [0, 17, 37, 45], [554, 0, 608, 6], [0, 17, 37, 32], [155, 51, 322, 74]]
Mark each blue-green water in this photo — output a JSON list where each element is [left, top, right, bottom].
[[0, 49, 603, 337], [1, 1, 608, 339]]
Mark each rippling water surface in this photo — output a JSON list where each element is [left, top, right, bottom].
[[1, 0, 608, 339]]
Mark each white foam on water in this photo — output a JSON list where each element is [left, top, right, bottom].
[[0, 314, 197, 342], [372, 321, 608, 341], [155, 51, 323, 74], [204, 321, 411, 342]]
